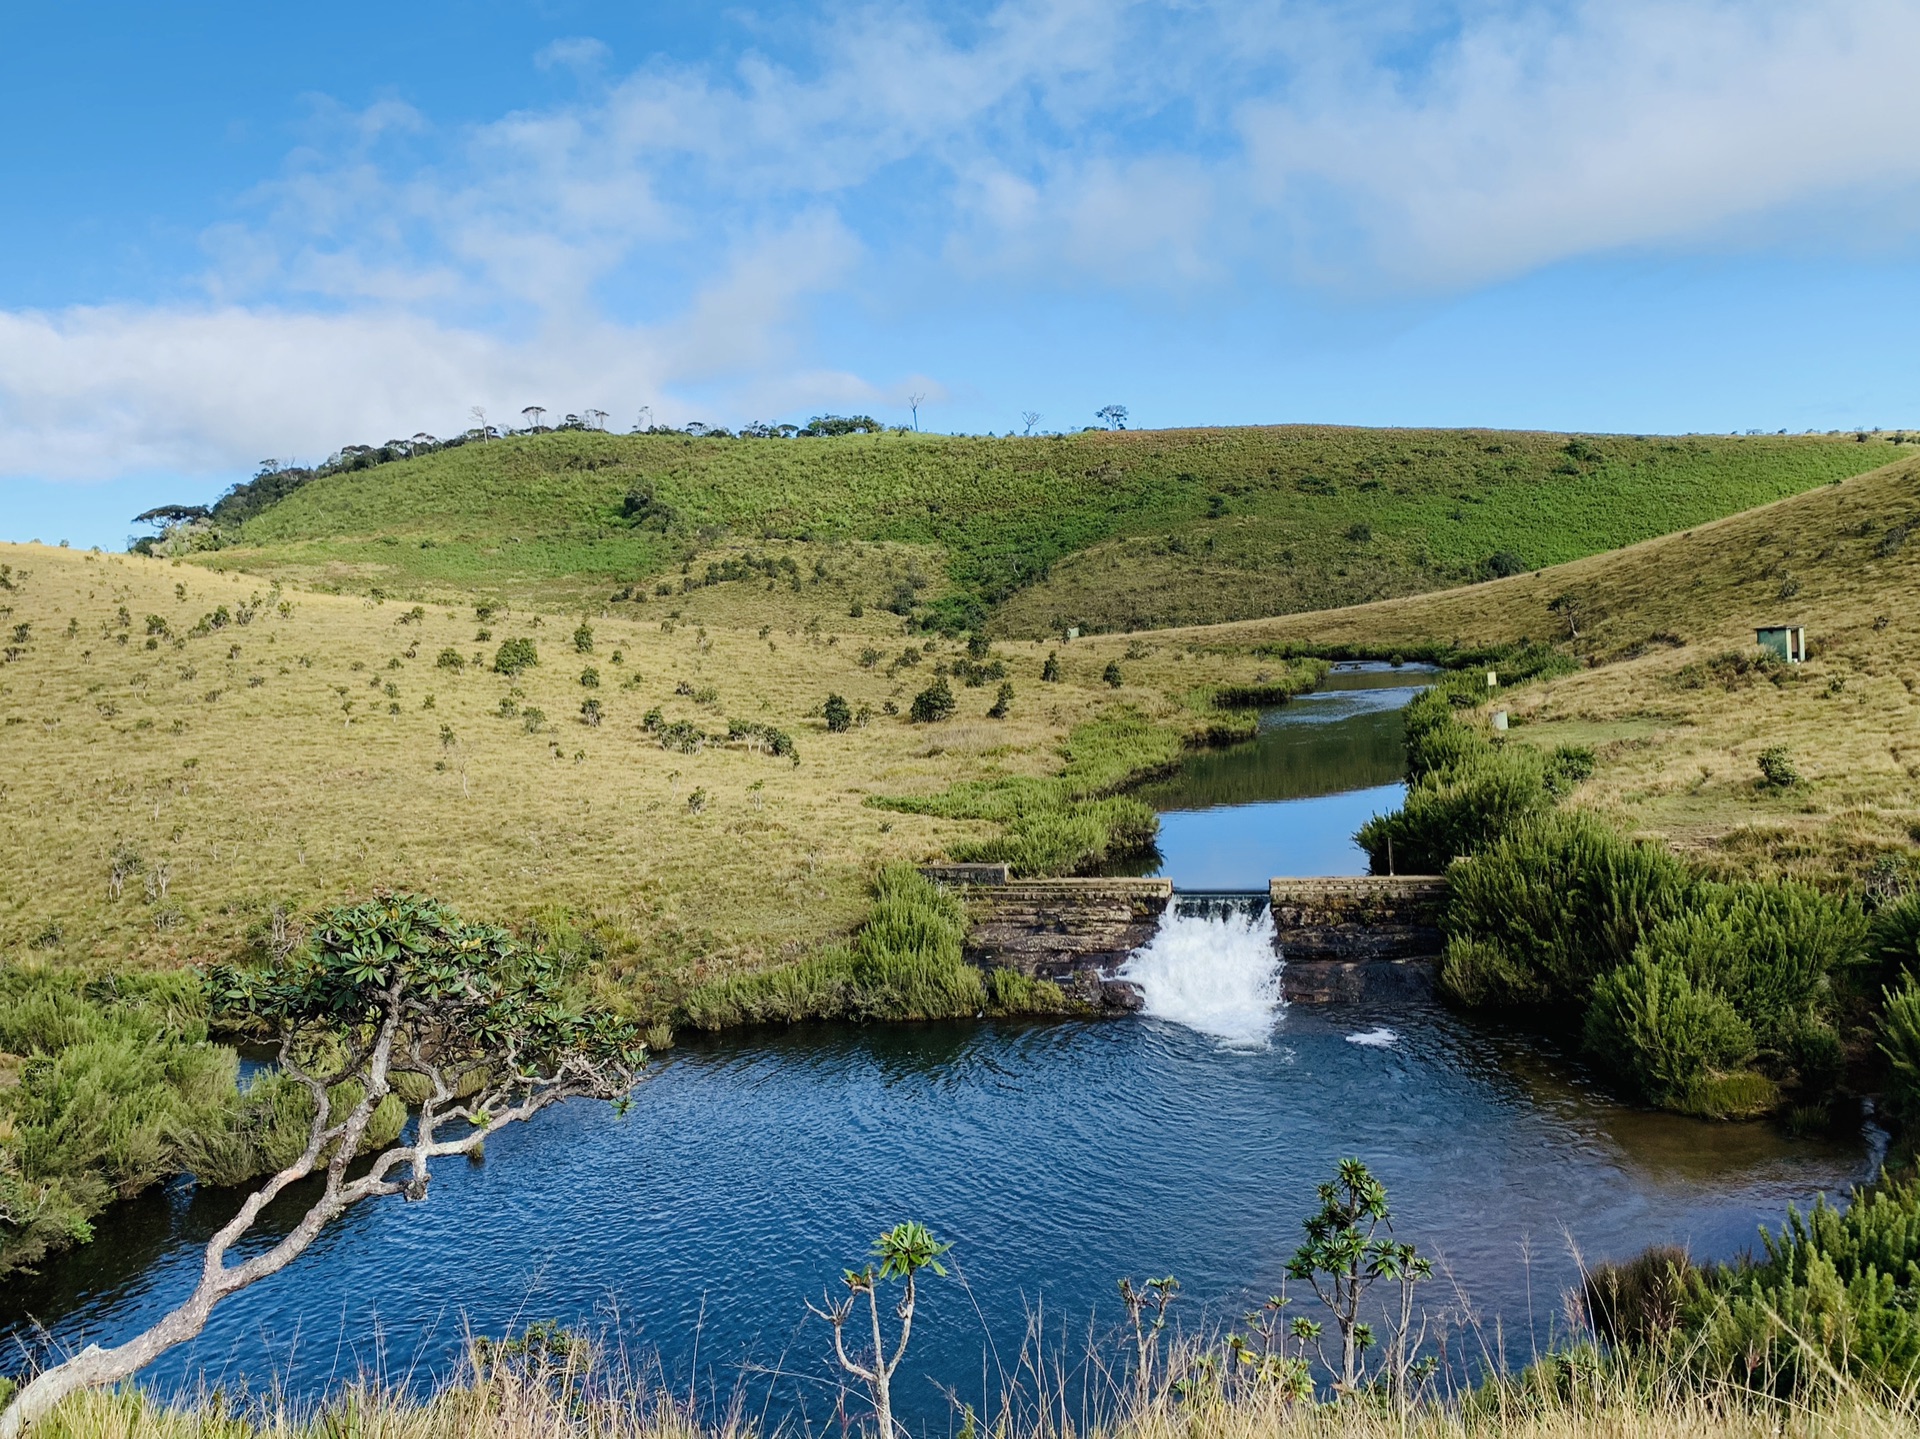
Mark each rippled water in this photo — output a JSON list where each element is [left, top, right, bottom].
[[1, 978, 1877, 1424]]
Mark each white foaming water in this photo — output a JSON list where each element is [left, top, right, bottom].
[[1118, 908, 1283, 1048], [1345, 1026, 1399, 1048]]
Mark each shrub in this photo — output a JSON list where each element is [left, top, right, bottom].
[[1881, 976, 1920, 1128], [1757, 745, 1799, 787], [1357, 746, 1552, 874], [579, 667, 599, 687], [580, 699, 603, 727], [0, 970, 313, 1277], [1484, 550, 1526, 578], [493, 637, 538, 676], [1041, 652, 1061, 682], [986, 681, 1013, 719], [659, 720, 704, 753], [1868, 892, 1920, 982], [1543, 744, 1596, 796], [573, 622, 593, 653], [1583, 955, 1757, 1110], [823, 693, 852, 732], [1102, 660, 1123, 688], [1439, 812, 1695, 1007], [909, 678, 956, 723], [1632, 881, 1864, 1050], [1674, 1182, 1920, 1394], [1584, 1245, 1695, 1352], [680, 866, 1033, 1028]]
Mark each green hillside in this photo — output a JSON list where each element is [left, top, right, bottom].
[[189, 426, 1903, 634]]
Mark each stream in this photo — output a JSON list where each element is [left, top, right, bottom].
[[0, 664, 1881, 1423]]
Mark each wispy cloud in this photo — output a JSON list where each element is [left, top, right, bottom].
[[5, 0, 1918, 482]]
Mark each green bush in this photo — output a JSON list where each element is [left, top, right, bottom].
[[434, 647, 465, 671], [1757, 745, 1799, 787], [909, 677, 956, 723], [1673, 1181, 1920, 1394], [1633, 881, 1864, 1050], [1101, 660, 1123, 688], [0, 969, 312, 1277], [1543, 744, 1596, 796], [1868, 892, 1920, 982], [493, 637, 538, 676], [1881, 976, 1920, 1128], [1359, 746, 1553, 874], [823, 693, 852, 732], [1583, 955, 1757, 1110], [1440, 811, 1696, 1008]]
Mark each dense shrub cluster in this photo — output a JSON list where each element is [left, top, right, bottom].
[[677, 866, 1065, 1028], [1587, 1178, 1920, 1397], [0, 970, 316, 1277], [1362, 657, 1874, 1118]]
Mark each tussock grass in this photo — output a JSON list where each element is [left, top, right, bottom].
[[21, 1346, 1920, 1439]]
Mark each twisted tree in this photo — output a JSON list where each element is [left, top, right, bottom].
[[0, 894, 646, 1438]]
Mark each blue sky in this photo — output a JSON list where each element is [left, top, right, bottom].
[[6, 0, 1920, 548]]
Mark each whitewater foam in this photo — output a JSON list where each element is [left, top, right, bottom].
[[1345, 1026, 1398, 1048], [1118, 907, 1283, 1048]]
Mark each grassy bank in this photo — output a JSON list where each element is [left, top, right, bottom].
[[173, 427, 1900, 632]]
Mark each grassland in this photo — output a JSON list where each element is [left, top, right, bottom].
[[181, 427, 1902, 633], [1172, 456, 1920, 881], [0, 541, 1302, 1001]]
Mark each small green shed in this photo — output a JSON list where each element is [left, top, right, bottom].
[[1755, 624, 1806, 663]]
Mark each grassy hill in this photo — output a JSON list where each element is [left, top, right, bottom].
[[0, 541, 1305, 999], [187, 426, 1902, 633], [1181, 455, 1920, 880]]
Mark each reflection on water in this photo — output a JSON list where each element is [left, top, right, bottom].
[[1128, 664, 1434, 887], [0, 1000, 1876, 1424]]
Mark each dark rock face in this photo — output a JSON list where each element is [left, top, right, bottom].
[[924, 874, 1172, 1014], [1268, 877, 1447, 961]]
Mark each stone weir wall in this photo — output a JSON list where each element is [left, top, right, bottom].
[[920, 866, 1170, 1012], [1267, 876, 1448, 961]]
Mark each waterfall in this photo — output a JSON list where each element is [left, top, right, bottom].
[[1118, 898, 1283, 1048]]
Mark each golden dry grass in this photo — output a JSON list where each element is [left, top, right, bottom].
[[30, 1377, 1920, 1439], [0, 544, 1284, 1000], [1120, 457, 1920, 878]]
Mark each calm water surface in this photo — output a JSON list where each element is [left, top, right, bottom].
[[1130, 665, 1431, 888], [0, 662, 1880, 1424]]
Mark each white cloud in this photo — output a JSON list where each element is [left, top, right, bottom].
[[7, 0, 1920, 482]]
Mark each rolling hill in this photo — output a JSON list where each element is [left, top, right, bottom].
[[181, 425, 1903, 634]]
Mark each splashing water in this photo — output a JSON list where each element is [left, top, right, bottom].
[[1119, 906, 1283, 1047], [1345, 1026, 1399, 1048]]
